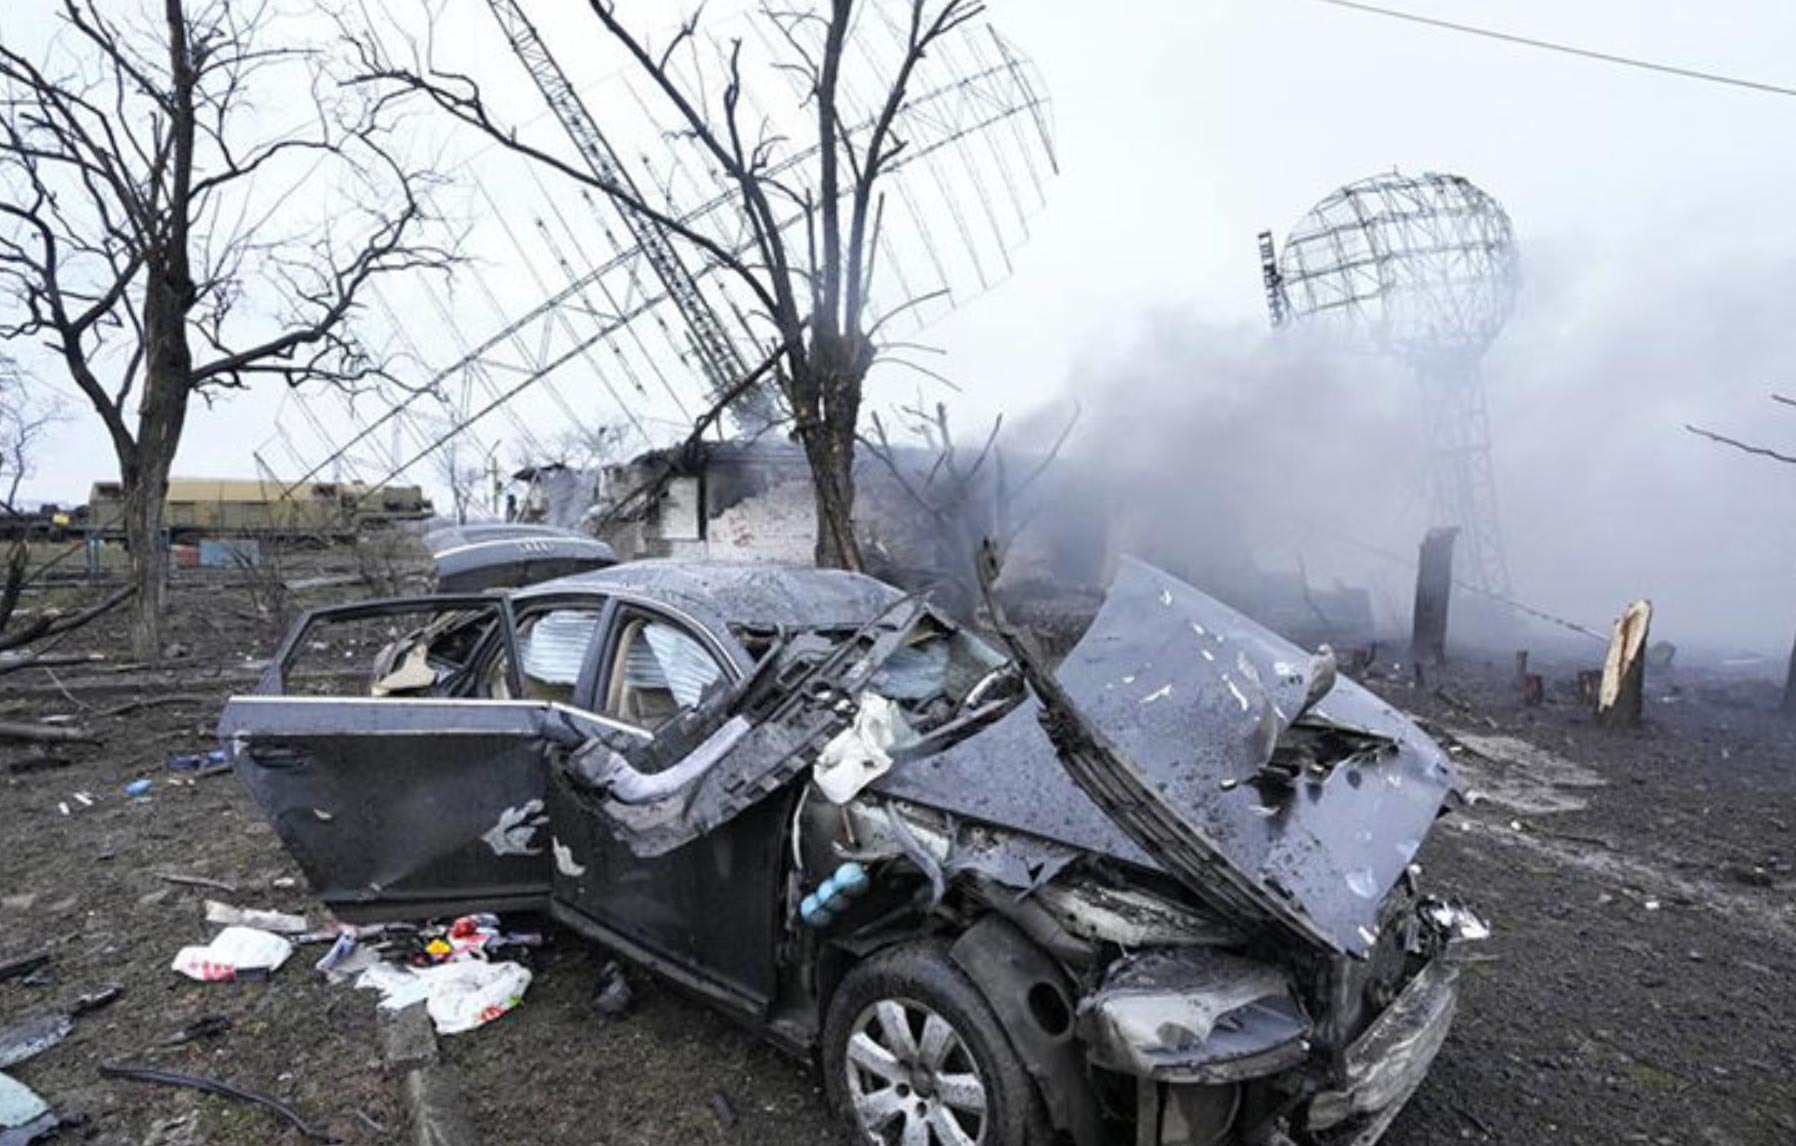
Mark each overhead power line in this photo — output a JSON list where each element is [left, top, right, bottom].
[[1297, 0, 1796, 99]]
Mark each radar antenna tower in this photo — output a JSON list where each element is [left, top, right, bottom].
[[485, 0, 775, 429]]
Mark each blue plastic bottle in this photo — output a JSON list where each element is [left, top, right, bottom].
[[800, 862, 870, 928]]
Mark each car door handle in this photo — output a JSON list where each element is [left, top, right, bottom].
[[243, 746, 308, 770]]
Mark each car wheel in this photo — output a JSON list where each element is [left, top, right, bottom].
[[823, 940, 1044, 1146]]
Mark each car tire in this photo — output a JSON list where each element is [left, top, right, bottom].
[[823, 939, 1046, 1146]]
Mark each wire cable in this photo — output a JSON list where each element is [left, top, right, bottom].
[[1296, 0, 1796, 99]]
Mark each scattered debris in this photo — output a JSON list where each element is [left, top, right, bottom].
[[349, 1109, 387, 1136], [1441, 731, 1606, 816], [379, 914, 542, 969], [3, 756, 69, 776], [170, 926, 293, 982], [159, 1015, 232, 1048], [313, 932, 377, 983], [0, 720, 98, 745], [357, 959, 531, 1036], [709, 1089, 740, 1129], [1724, 863, 1776, 889], [0, 1015, 70, 1070], [0, 953, 49, 985], [68, 985, 123, 1016], [156, 872, 239, 895], [98, 1063, 337, 1143], [165, 749, 228, 775], [203, 899, 309, 935], [590, 960, 631, 1018], [0, 1072, 54, 1144]]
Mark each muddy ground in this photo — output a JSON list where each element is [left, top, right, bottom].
[[2, 554, 1793, 1145]]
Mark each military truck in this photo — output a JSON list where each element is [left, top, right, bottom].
[[86, 477, 433, 542]]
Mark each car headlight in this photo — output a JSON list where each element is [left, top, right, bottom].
[[1078, 949, 1311, 1083]]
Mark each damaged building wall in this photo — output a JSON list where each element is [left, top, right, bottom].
[[509, 464, 607, 531], [592, 440, 995, 591], [591, 438, 1375, 645]]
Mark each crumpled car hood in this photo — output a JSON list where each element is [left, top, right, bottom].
[[877, 557, 1458, 957]]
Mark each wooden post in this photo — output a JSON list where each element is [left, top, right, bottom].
[[1411, 527, 1459, 667], [1521, 674, 1545, 706], [1596, 599, 1652, 728], [1783, 628, 1796, 717]]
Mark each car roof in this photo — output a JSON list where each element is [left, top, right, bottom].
[[517, 560, 904, 630], [424, 522, 596, 551]]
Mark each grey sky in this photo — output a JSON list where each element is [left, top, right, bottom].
[[9, 0, 1796, 649]]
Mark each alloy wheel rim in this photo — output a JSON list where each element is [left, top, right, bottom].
[[845, 997, 988, 1146]]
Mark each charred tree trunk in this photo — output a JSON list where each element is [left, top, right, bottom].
[[122, 266, 197, 661], [799, 332, 870, 572], [1411, 527, 1458, 667], [800, 411, 862, 571], [120, 458, 171, 661]]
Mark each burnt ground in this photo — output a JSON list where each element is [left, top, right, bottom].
[[2, 556, 1794, 1145]]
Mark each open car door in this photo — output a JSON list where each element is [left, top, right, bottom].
[[219, 596, 631, 923]]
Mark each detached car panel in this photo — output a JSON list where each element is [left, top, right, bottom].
[[223, 558, 1482, 1146]]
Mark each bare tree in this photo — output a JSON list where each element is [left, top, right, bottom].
[[0, 353, 56, 512], [861, 398, 1076, 615], [0, 0, 454, 659], [432, 435, 487, 524], [352, 0, 984, 571]]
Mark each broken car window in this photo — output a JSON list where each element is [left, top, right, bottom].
[[511, 608, 606, 705], [865, 619, 1017, 732], [602, 613, 725, 731], [279, 605, 504, 699]]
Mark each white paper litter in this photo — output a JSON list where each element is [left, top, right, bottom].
[[356, 959, 532, 1035], [204, 899, 310, 934], [171, 926, 293, 982]]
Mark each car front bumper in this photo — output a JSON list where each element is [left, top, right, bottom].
[[1301, 956, 1460, 1143], [1134, 955, 1459, 1146]]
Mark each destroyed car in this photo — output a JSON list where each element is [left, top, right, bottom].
[[220, 558, 1483, 1146]]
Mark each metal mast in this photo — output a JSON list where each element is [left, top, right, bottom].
[[1417, 355, 1509, 594], [485, 0, 777, 430]]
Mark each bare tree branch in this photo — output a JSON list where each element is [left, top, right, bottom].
[[1685, 423, 1796, 466]]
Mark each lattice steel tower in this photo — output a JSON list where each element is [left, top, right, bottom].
[[1261, 171, 1520, 594]]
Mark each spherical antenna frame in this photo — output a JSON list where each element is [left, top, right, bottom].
[[1277, 170, 1519, 360]]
